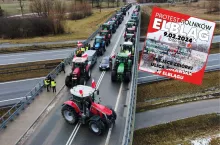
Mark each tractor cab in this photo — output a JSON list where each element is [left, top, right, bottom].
[[110, 17, 119, 26], [128, 19, 137, 26], [131, 15, 139, 24], [108, 21, 117, 33], [115, 13, 123, 23], [70, 85, 99, 109], [101, 23, 110, 31], [120, 41, 134, 53], [124, 27, 136, 37], [100, 30, 111, 39], [120, 7, 126, 15], [72, 57, 88, 78], [124, 33, 135, 41], [92, 36, 106, 55], [126, 22, 137, 31]]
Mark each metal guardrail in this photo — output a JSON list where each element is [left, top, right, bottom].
[[0, 11, 117, 130], [122, 5, 141, 145]]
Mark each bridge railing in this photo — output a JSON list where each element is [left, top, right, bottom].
[[0, 12, 117, 130], [122, 5, 141, 145]]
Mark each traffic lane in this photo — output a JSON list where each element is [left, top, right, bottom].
[[23, 89, 74, 145], [0, 78, 43, 106], [72, 15, 133, 143], [22, 7, 132, 145], [135, 99, 220, 130], [108, 83, 129, 145], [0, 40, 85, 49], [0, 48, 74, 65]]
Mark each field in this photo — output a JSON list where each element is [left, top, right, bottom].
[[0, 59, 62, 82], [0, 8, 116, 44], [137, 71, 220, 112], [133, 113, 220, 145]]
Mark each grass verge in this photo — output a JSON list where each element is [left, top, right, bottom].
[[0, 59, 62, 82], [0, 8, 116, 44], [0, 106, 17, 124], [0, 43, 76, 54], [133, 113, 220, 145], [137, 71, 220, 112]]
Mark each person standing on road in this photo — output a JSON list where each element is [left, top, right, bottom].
[[44, 78, 50, 92], [61, 60, 65, 73], [47, 75, 52, 88], [51, 79, 56, 93]]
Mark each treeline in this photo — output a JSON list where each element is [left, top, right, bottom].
[[0, 0, 67, 39]]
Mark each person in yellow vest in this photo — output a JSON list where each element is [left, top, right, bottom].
[[85, 46, 89, 51], [44, 78, 50, 92], [81, 47, 85, 54], [51, 79, 56, 93]]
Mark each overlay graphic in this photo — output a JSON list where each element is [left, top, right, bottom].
[[138, 7, 216, 85]]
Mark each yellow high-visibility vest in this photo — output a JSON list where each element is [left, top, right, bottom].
[[44, 79, 49, 85], [51, 81, 56, 87]]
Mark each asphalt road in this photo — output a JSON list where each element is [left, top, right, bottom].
[[1, 53, 219, 106], [0, 77, 44, 107], [135, 99, 220, 130], [137, 53, 220, 84], [22, 6, 136, 145], [0, 40, 84, 49], [0, 48, 74, 65]]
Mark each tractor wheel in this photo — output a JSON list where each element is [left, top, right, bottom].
[[87, 69, 91, 80], [106, 106, 117, 123], [124, 72, 131, 83], [111, 71, 117, 82], [61, 105, 79, 125], [89, 120, 105, 135], [80, 78, 86, 85], [65, 75, 72, 88]]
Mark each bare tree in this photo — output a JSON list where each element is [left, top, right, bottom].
[[0, 6, 4, 17], [30, 0, 53, 17], [18, 0, 24, 16], [53, 0, 66, 19], [30, 0, 43, 16], [42, 0, 53, 17]]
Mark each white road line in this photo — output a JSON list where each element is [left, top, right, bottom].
[[65, 123, 81, 145], [0, 49, 74, 58], [0, 77, 44, 85], [105, 7, 135, 145], [104, 83, 123, 145], [0, 97, 25, 103], [68, 123, 81, 145]]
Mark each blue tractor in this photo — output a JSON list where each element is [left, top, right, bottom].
[[92, 36, 106, 56]]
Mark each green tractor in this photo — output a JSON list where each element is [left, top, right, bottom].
[[120, 41, 135, 63], [111, 53, 132, 83]]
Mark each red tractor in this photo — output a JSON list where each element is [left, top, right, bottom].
[[61, 85, 117, 135], [65, 57, 91, 88]]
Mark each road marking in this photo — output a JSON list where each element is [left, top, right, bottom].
[[65, 7, 134, 145], [0, 77, 45, 85], [65, 123, 81, 145], [105, 7, 135, 145], [0, 97, 25, 103], [0, 48, 74, 58]]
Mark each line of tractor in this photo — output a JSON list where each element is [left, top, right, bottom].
[[61, 3, 140, 136]]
